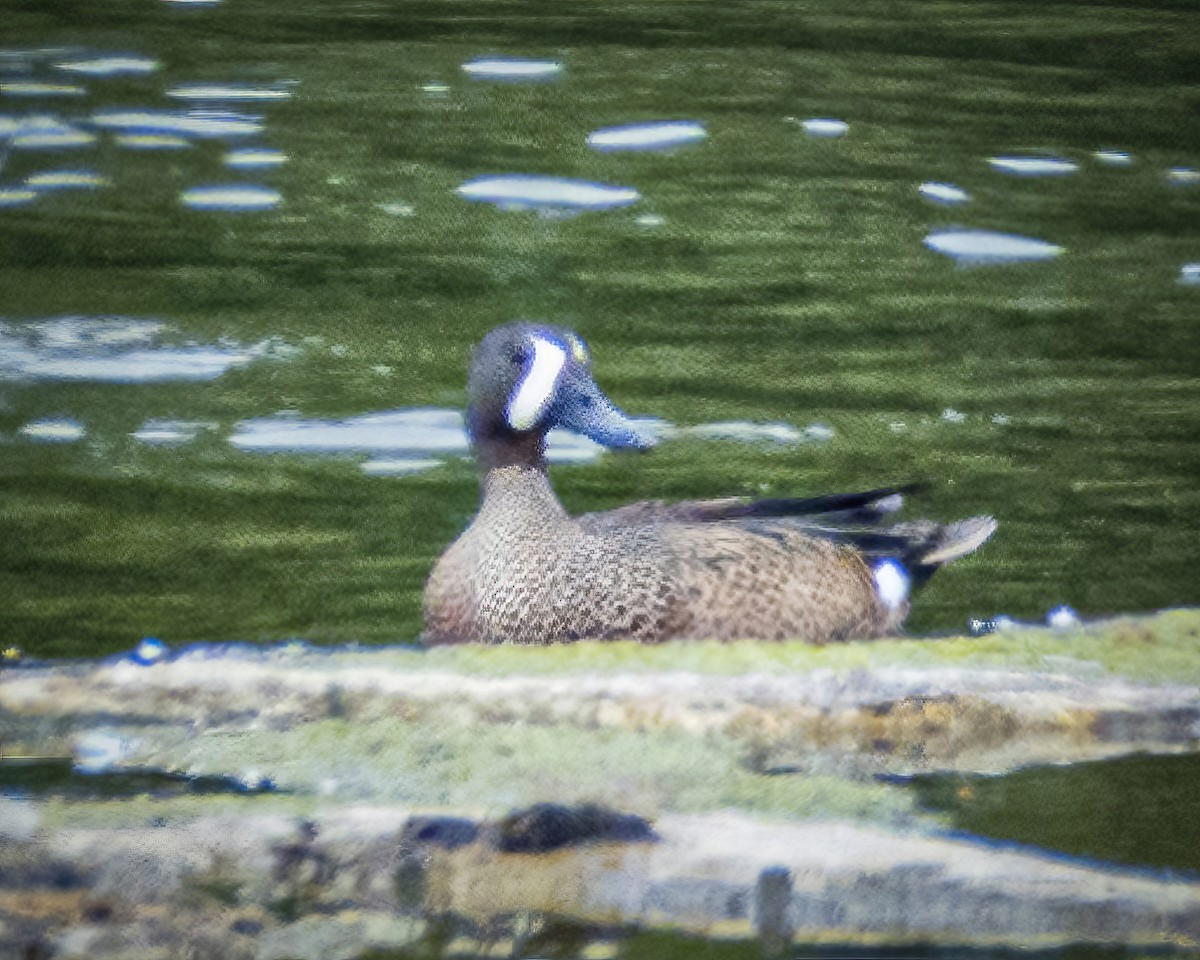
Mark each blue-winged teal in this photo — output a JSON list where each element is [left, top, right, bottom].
[[423, 322, 996, 644]]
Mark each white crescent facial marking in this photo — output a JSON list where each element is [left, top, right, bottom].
[[506, 336, 567, 431]]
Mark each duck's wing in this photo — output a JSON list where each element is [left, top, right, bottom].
[[575, 485, 917, 534]]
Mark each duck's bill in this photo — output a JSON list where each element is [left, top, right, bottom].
[[552, 372, 657, 450]]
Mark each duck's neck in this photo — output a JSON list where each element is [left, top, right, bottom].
[[479, 463, 568, 522], [472, 430, 547, 474]]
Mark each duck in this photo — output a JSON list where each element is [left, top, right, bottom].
[[423, 322, 996, 645]]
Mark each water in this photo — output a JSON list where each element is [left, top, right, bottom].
[[0, 0, 1197, 657]]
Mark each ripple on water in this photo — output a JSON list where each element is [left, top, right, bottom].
[[918, 182, 971, 206], [180, 184, 281, 211], [987, 155, 1079, 177], [8, 117, 97, 150], [460, 57, 563, 82], [1180, 264, 1200, 286], [586, 120, 707, 153], [0, 81, 86, 98], [114, 133, 191, 150], [18, 417, 85, 443], [23, 169, 110, 190], [0, 316, 284, 382], [1093, 149, 1133, 167], [166, 83, 292, 103], [131, 419, 217, 445], [54, 54, 159, 77], [0, 187, 38, 208], [799, 118, 849, 138], [455, 174, 640, 214], [223, 147, 287, 170], [91, 108, 264, 139], [924, 228, 1064, 266]]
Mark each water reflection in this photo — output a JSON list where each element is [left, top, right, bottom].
[[455, 174, 640, 213], [9, 117, 97, 150], [987, 155, 1079, 176], [24, 169, 109, 190], [115, 133, 190, 150], [0, 81, 86, 98], [1166, 167, 1199, 186], [799, 118, 849, 138], [1093, 149, 1133, 167], [586, 120, 706, 153], [924, 228, 1064, 266], [1180, 264, 1200, 286], [18, 417, 85, 443], [54, 55, 159, 78], [132, 419, 216, 445], [223, 147, 287, 169], [180, 184, 281, 211], [166, 84, 292, 103], [91, 108, 263, 139], [229, 408, 813, 473], [461, 57, 563, 82], [0, 316, 282, 382], [918, 181, 970, 206], [0, 186, 37, 207]]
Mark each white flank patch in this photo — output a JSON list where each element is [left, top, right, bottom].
[[506, 337, 566, 431], [872, 559, 910, 612]]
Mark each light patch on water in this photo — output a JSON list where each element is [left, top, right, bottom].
[[992, 414, 1011, 425], [91, 108, 263, 139], [941, 408, 966, 424], [131, 419, 217, 445], [0, 316, 283, 383], [1166, 167, 1199, 186], [586, 120, 707, 153], [378, 201, 415, 217], [131, 637, 169, 665], [456, 174, 640, 213], [461, 57, 563, 82], [115, 133, 191, 150], [19, 417, 85, 443], [924, 228, 1064, 266], [24, 169, 110, 190], [0, 187, 37, 208], [635, 212, 665, 227], [1180, 264, 1200, 286], [167, 84, 291, 103], [0, 81, 86, 98], [1093, 149, 1133, 167], [801, 118, 849, 138], [987, 155, 1079, 177], [360, 458, 444, 477], [420, 81, 451, 96], [223, 147, 287, 169], [7, 116, 96, 150], [229, 408, 470, 456], [918, 182, 970, 206], [181, 184, 282, 211], [55, 55, 160, 77]]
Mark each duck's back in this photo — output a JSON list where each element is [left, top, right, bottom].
[[423, 470, 897, 644]]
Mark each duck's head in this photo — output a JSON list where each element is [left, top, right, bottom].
[[467, 322, 654, 469]]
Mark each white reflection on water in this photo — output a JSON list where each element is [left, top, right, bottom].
[[587, 120, 706, 153], [460, 57, 563, 82], [24, 169, 109, 190], [6, 116, 96, 150], [1166, 167, 1199, 186], [0, 316, 283, 382], [131, 419, 217, 445], [987, 155, 1079, 176], [55, 55, 159, 77], [1180, 264, 1200, 286], [0, 187, 37, 207], [115, 133, 191, 150], [924, 228, 1064, 266], [223, 147, 287, 170], [800, 118, 848, 138], [230, 409, 812, 471], [918, 182, 970, 206], [455, 174, 640, 213], [0, 81, 86, 98], [167, 84, 291, 103], [91, 108, 263, 139], [180, 184, 281, 211], [19, 417, 85, 443], [1093, 149, 1133, 167]]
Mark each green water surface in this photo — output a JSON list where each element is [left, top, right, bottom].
[[2, 0, 1198, 656]]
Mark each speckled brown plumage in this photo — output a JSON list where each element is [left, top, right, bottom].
[[422, 322, 996, 645]]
